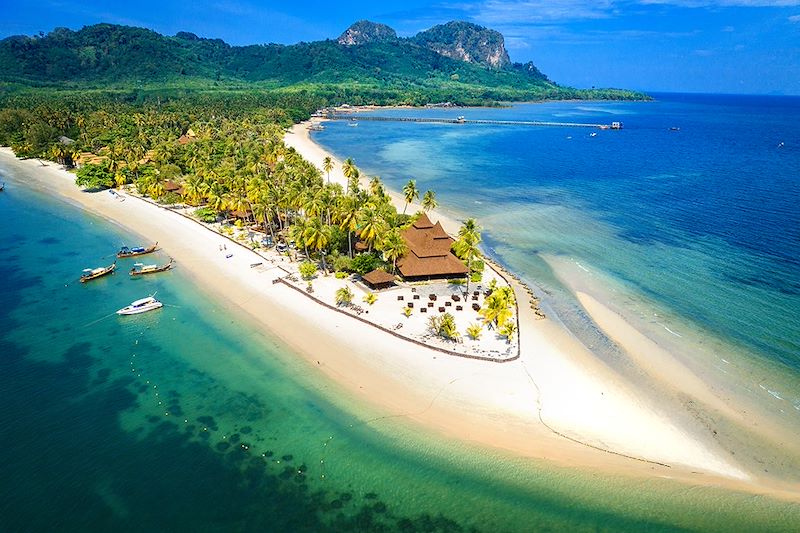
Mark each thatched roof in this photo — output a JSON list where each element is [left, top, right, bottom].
[[163, 180, 185, 195], [74, 151, 108, 166], [177, 129, 198, 145], [230, 209, 252, 219], [397, 213, 468, 279], [363, 269, 396, 289]]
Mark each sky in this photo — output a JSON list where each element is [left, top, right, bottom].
[[2, 1, 799, 94]]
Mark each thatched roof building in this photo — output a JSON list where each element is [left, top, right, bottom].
[[397, 213, 468, 281], [163, 180, 185, 195], [362, 269, 396, 290], [177, 128, 198, 145]]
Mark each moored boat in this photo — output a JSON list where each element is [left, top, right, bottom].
[[117, 242, 158, 258], [116, 296, 163, 315], [80, 261, 116, 283], [129, 258, 173, 276]]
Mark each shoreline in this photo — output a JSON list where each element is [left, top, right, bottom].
[[3, 144, 800, 501]]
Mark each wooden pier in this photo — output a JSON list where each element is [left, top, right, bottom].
[[327, 114, 622, 129]]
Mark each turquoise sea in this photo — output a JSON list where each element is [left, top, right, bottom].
[[314, 93, 800, 421], [2, 93, 800, 532]]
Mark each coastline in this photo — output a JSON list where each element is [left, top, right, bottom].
[[3, 143, 799, 500]]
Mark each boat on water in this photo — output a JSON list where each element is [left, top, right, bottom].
[[80, 261, 116, 283], [129, 258, 173, 276], [117, 242, 158, 258], [116, 296, 163, 315]]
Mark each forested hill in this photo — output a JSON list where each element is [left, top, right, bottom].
[[0, 22, 645, 104]]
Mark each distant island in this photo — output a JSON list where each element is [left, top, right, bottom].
[[0, 20, 646, 106]]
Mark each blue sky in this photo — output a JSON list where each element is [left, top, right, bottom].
[[2, 1, 799, 94]]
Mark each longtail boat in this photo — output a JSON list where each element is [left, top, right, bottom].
[[117, 242, 158, 258], [80, 261, 116, 283], [130, 258, 173, 276]]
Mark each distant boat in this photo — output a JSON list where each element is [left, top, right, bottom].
[[670, 127, 680, 131], [129, 258, 173, 276], [117, 242, 158, 258], [116, 296, 163, 315], [348, 122, 358, 127], [80, 261, 116, 283], [590, 132, 598, 137]]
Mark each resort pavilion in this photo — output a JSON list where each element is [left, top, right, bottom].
[[362, 269, 397, 290], [397, 213, 469, 282]]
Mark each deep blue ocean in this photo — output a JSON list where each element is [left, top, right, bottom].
[[313, 93, 800, 415], [2, 93, 800, 532]]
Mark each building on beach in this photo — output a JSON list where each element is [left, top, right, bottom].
[[362, 269, 397, 290], [397, 213, 469, 281]]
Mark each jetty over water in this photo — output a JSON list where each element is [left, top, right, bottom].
[[326, 114, 622, 130]]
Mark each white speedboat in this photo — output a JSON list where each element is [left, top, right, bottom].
[[117, 296, 163, 315]]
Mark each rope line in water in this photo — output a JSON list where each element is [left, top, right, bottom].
[[81, 312, 118, 328]]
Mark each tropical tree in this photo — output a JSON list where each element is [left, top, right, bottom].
[[499, 320, 517, 343], [75, 163, 114, 189], [323, 156, 334, 184], [402, 179, 419, 214], [289, 217, 311, 260], [422, 190, 438, 212], [357, 205, 388, 252], [466, 323, 483, 340], [452, 218, 482, 298], [380, 227, 408, 274], [342, 158, 359, 195], [428, 313, 460, 341], [369, 176, 384, 197], [363, 292, 377, 305], [336, 195, 360, 258], [479, 287, 515, 330], [299, 261, 317, 280], [335, 286, 354, 307], [304, 217, 332, 273]]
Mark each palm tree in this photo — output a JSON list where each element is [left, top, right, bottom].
[[335, 286, 354, 307], [304, 218, 332, 273], [336, 195, 360, 258], [357, 205, 387, 252], [499, 320, 517, 343], [323, 156, 334, 184], [289, 217, 311, 260], [452, 218, 482, 297], [182, 174, 207, 206], [479, 287, 515, 330], [422, 190, 438, 212], [466, 323, 483, 340], [369, 176, 384, 197], [402, 179, 419, 214], [380, 227, 408, 274], [206, 181, 227, 213], [342, 158, 358, 195]]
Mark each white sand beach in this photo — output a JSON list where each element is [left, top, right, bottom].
[[3, 142, 799, 500]]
